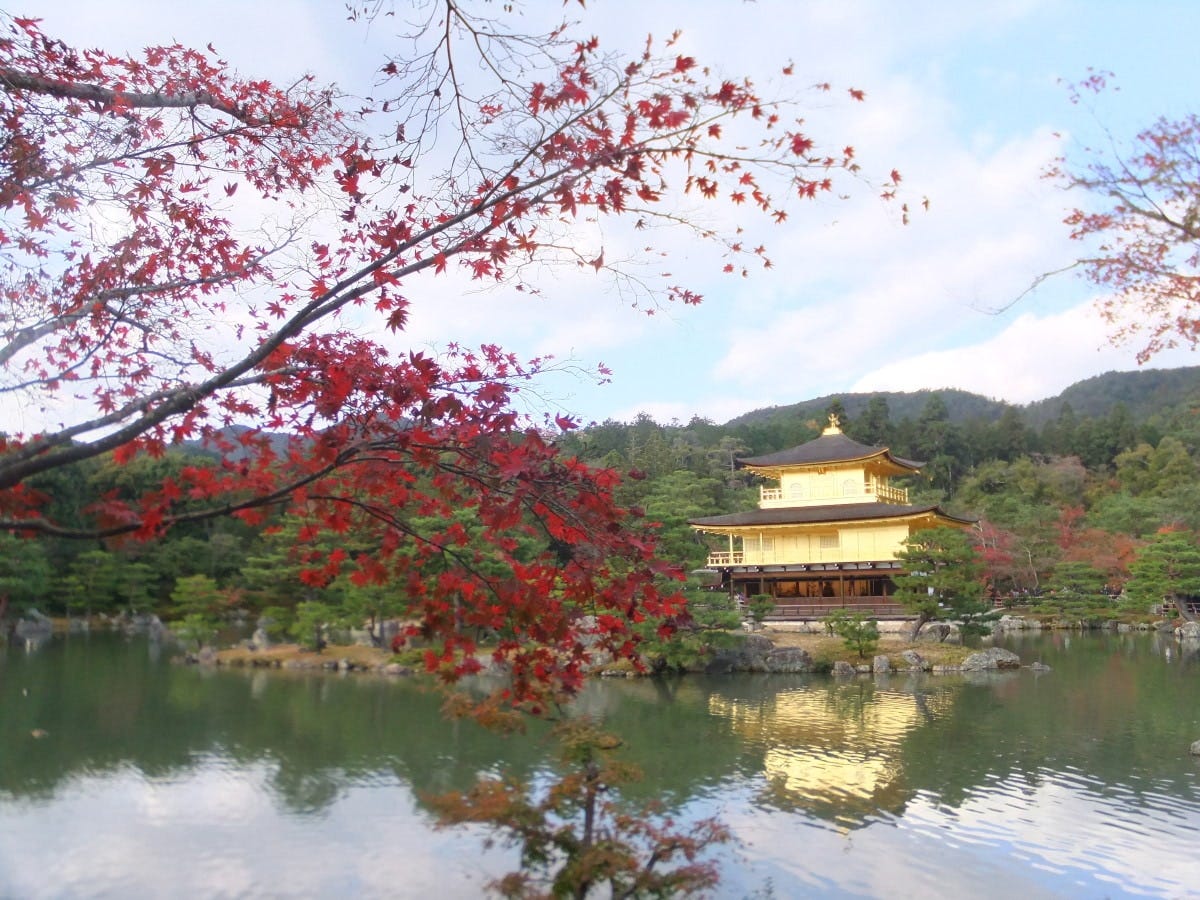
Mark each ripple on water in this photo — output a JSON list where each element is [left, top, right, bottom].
[[898, 767, 1200, 898]]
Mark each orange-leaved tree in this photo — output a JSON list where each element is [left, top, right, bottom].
[[0, 5, 891, 699]]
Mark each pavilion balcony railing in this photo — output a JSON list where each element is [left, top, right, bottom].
[[759, 483, 908, 506], [706, 551, 745, 566], [767, 598, 905, 619]]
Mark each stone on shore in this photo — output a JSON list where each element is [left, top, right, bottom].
[[762, 647, 814, 674], [14, 609, 53, 640], [961, 647, 1021, 671], [915, 622, 962, 645], [704, 634, 775, 674]]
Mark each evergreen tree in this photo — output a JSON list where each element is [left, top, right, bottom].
[[169, 574, 229, 649], [913, 394, 962, 493], [824, 398, 849, 431], [1124, 530, 1200, 618], [990, 407, 1030, 461], [893, 527, 988, 639], [0, 533, 51, 617], [641, 470, 726, 570], [1041, 402, 1079, 457], [1147, 436, 1195, 493], [1042, 561, 1111, 619], [65, 550, 126, 617], [852, 396, 891, 446]]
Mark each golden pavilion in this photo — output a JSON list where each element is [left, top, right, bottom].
[[688, 417, 973, 618]]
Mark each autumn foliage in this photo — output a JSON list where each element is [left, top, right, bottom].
[[1053, 73, 1200, 362], [0, 7, 884, 700]]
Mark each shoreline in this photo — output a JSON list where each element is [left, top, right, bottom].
[[202, 627, 1000, 677], [19, 611, 1194, 677]]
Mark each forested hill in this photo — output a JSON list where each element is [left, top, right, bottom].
[[723, 366, 1200, 431], [724, 388, 1004, 429], [1023, 367, 1200, 426]]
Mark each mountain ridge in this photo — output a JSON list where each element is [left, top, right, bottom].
[[720, 366, 1200, 430]]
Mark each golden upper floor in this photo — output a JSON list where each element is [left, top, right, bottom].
[[739, 418, 919, 510]]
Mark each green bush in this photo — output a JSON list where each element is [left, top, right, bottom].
[[289, 600, 337, 651], [258, 605, 295, 641], [172, 613, 218, 651], [823, 609, 880, 659], [390, 646, 429, 668], [684, 588, 742, 631], [747, 594, 776, 625]]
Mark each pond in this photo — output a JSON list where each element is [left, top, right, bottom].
[[2, 631, 1199, 898]]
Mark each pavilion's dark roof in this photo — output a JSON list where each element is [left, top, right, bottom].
[[738, 432, 922, 471], [689, 503, 974, 529]]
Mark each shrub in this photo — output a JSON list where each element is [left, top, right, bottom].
[[172, 613, 218, 651], [748, 594, 776, 625], [289, 601, 337, 651], [823, 609, 880, 659]]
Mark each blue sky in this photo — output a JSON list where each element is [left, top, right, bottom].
[[29, 1, 1200, 426]]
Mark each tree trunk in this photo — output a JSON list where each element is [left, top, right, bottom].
[[1172, 594, 1197, 622], [909, 610, 931, 642]]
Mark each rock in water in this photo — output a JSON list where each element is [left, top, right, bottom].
[[961, 647, 1022, 671], [763, 647, 814, 673]]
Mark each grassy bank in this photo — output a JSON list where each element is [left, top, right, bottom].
[[206, 627, 978, 675], [763, 629, 975, 669]]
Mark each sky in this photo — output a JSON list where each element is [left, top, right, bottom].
[[26, 0, 1200, 427]]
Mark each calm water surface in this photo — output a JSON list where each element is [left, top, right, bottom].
[[2, 631, 1199, 898]]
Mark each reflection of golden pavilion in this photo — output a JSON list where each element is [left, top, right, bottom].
[[709, 686, 954, 827]]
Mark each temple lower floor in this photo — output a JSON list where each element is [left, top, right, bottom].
[[710, 561, 907, 619]]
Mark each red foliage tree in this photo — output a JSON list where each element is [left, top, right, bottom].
[[975, 519, 1020, 595], [1060, 527, 1140, 591], [0, 7, 887, 700]]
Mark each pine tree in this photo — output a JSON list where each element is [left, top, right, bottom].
[[1124, 530, 1200, 618], [894, 527, 988, 639]]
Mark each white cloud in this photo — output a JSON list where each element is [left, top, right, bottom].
[[709, 125, 1073, 396], [851, 301, 1200, 403]]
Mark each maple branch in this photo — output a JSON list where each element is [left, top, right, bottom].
[[994, 262, 1082, 315], [0, 267, 264, 371], [0, 67, 297, 127], [0, 366, 293, 486]]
